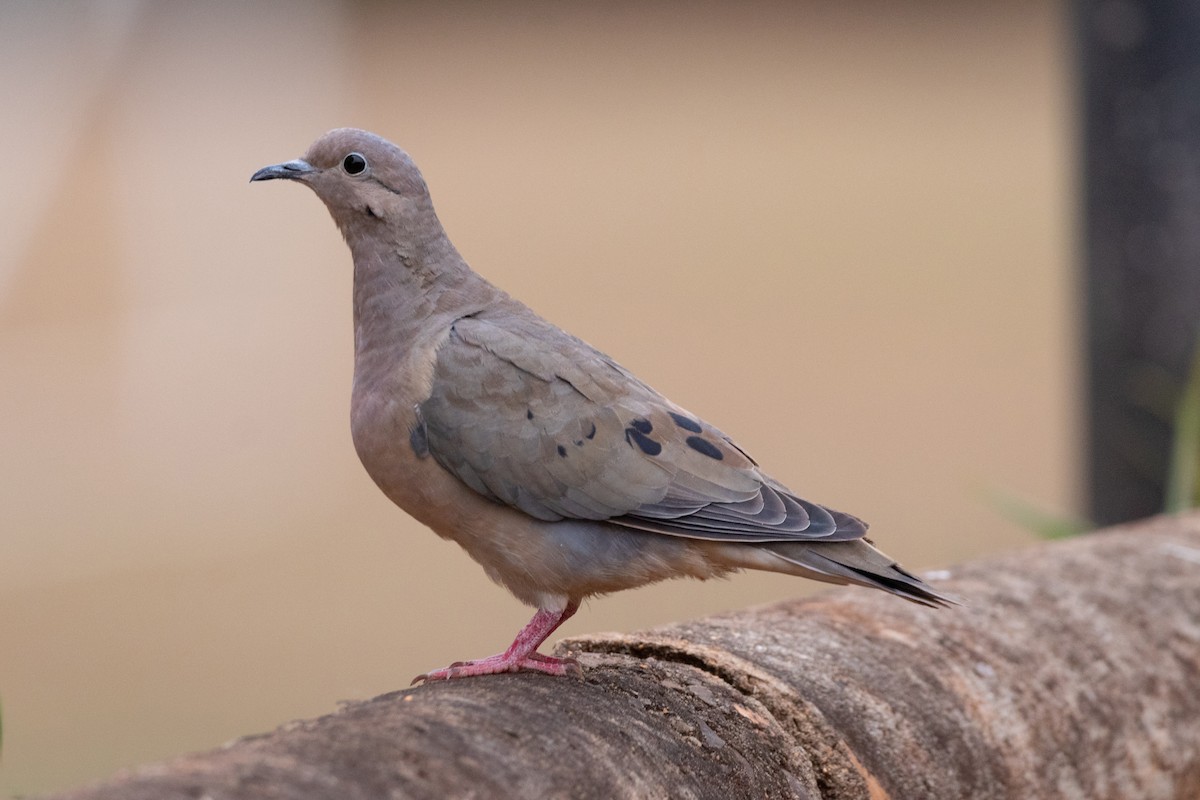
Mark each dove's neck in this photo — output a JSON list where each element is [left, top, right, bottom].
[[349, 226, 497, 375]]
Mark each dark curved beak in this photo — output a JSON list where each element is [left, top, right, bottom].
[[250, 159, 315, 183]]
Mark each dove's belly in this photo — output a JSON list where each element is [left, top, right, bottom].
[[455, 516, 740, 607]]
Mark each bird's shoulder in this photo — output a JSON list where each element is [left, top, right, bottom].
[[438, 302, 648, 406]]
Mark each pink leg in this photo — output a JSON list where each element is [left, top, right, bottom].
[[412, 602, 581, 684]]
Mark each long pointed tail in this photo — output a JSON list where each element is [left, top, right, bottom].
[[759, 539, 957, 608]]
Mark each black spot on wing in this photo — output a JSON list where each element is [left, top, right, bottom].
[[557, 444, 567, 457], [630, 418, 653, 434], [585, 422, 597, 440], [526, 409, 534, 420], [669, 412, 703, 433], [412, 410, 432, 460], [685, 435, 723, 460], [409, 421, 429, 458], [625, 427, 663, 456]]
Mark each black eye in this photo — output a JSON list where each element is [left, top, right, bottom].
[[342, 152, 368, 175]]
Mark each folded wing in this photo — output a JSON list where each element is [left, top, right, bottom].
[[418, 311, 866, 543]]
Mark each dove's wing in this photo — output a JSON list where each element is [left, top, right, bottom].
[[417, 311, 866, 543]]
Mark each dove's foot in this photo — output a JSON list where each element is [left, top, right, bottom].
[[412, 652, 581, 683], [410, 601, 580, 684]]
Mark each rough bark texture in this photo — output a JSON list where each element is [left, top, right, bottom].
[[47, 514, 1200, 800]]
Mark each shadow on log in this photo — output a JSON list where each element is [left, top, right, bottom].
[[46, 515, 1200, 800]]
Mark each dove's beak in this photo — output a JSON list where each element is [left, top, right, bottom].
[[250, 159, 315, 183]]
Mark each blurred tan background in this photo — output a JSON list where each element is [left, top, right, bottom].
[[0, 1, 1074, 794]]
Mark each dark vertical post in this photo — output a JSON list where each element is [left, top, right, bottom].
[[1080, 0, 1200, 525]]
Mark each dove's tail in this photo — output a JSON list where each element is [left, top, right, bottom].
[[752, 539, 957, 608]]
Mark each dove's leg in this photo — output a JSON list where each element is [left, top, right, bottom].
[[413, 601, 580, 683]]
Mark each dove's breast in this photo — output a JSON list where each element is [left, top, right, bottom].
[[349, 320, 466, 533]]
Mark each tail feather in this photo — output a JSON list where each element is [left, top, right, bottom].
[[760, 539, 957, 608]]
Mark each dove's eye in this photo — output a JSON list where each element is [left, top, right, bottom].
[[342, 153, 368, 175]]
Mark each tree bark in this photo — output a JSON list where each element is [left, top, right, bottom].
[[47, 514, 1200, 800]]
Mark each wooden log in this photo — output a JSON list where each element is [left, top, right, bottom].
[[46, 514, 1200, 799]]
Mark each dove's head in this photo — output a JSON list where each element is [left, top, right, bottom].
[[251, 128, 437, 244]]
